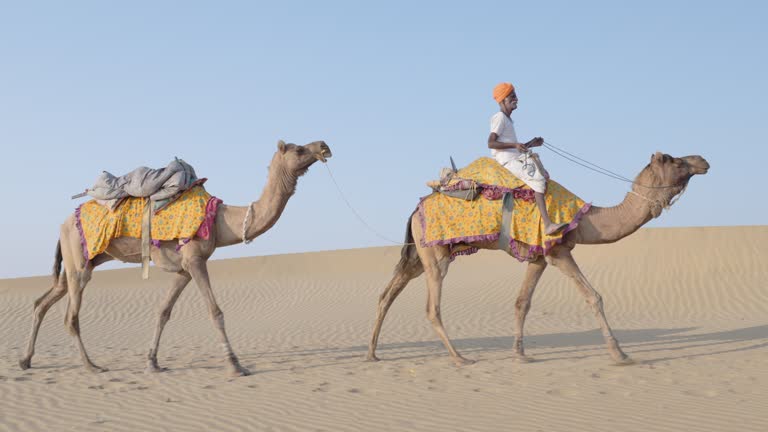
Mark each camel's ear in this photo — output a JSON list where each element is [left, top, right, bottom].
[[651, 152, 664, 164], [277, 140, 287, 154]]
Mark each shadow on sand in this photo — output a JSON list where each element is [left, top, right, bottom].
[[246, 324, 768, 367]]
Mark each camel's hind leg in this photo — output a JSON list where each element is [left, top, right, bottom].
[[51, 220, 107, 373], [366, 243, 424, 361], [19, 273, 68, 370], [64, 260, 106, 373], [420, 245, 473, 366], [146, 270, 192, 372], [549, 248, 632, 364], [513, 256, 548, 362], [408, 214, 474, 366]]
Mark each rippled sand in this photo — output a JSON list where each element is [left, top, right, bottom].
[[1, 226, 767, 431]]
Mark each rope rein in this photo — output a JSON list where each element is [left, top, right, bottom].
[[542, 141, 681, 189], [243, 142, 688, 247], [541, 140, 687, 216]]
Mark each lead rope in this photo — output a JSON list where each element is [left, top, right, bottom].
[[323, 164, 415, 246]]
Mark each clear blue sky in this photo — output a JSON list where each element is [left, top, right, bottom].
[[1, 1, 766, 279]]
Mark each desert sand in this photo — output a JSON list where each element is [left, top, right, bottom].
[[1, 225, 767, 431]]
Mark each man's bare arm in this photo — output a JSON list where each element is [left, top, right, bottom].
[[488, 133, 542, 152]]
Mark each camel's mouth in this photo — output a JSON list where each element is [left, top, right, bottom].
[[315, 145, 332, 163], [683, 155, 709, 175]]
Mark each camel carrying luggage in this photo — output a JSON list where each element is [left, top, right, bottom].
[[72, 158, 204, 279]]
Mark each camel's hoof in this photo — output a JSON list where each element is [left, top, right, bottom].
[[145, 365, 169, 374], [453, 357, 476, 367], [230, 366, 251, 377], [19, 358, 31, 370], [515, 354, 535, 363], [87, 365, 108, 374], [613, 355, 635, 366], [366, 354, 380, 362]]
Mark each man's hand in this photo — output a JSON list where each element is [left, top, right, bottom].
[[515, 143, 529, 153], [525, 137, 544, 148]]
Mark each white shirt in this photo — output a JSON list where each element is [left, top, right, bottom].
[[489, 111, 521, 164]]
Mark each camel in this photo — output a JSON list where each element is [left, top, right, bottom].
[[19, 140, 332, 376], [367, 152, 709, 366]]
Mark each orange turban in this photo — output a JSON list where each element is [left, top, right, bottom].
[[493, 82, 515, 103]]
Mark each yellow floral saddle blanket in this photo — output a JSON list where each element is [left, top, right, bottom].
[[418, 157, 590, 261], [75, 186, 221, 260]]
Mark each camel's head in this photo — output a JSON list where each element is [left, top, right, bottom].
[[635, 152, 709, 217], [276, 140, 333, 176], [648, 152, 709, 187]]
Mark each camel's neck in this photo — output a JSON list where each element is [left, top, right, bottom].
[[570, 196, 654, 244], [568, 169, 685, 245], [215, 155, 299, 247]]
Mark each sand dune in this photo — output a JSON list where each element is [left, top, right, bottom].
[[1, 226, 767, 431]]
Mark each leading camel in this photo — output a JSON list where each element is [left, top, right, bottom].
[[20, 140, 331, 376], [367, 152, 709, 366]]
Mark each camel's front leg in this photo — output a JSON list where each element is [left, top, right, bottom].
[[550, 249, 632, 364], [146, 271, 192, 373], [513, 257, 547, 362], [185, 257, 250, 377]]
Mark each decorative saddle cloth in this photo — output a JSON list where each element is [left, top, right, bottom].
[[418, 157, 591, 261], [75, 186, 221, 261]]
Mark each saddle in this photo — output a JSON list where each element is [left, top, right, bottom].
[[418, 157, 588, 260], [426, 166, 480, 201], [73, 158, 203, 279]]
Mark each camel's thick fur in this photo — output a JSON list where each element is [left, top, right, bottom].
[[368, 153, 710, 366], [20, 140, 332, 376]]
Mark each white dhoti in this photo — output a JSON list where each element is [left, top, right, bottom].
[[496, 152, 549, 194]]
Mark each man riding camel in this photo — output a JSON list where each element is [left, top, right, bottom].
[[488, 82, 567, 235]]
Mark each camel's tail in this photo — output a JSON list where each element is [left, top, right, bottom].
[[52, 240, 62, 285], [34, 240, 64, 310], [394, 212, 422, 276]]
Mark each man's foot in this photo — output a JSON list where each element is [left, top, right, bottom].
[[545, 223, 568, 236]]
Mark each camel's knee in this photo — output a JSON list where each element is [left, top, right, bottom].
[[426, 308, 441, 324], [515, 297, 531, 314], [209, 306, 224, 323], [586, 293, 603, 309]]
